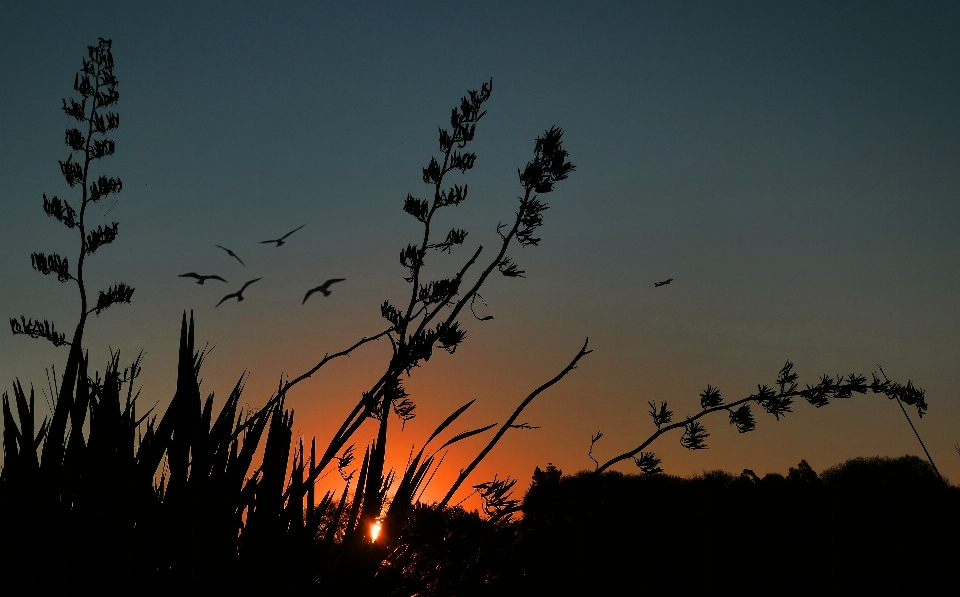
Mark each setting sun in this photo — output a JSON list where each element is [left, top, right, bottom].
[[370, 521, 382, 542]]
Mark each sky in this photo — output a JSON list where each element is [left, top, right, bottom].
[[2, 1, 959, 508]]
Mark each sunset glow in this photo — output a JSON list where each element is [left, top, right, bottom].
[[370, 521, 382, 542]]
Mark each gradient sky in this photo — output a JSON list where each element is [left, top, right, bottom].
[[2, 1, 959, 508]]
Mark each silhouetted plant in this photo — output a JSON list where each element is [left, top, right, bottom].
[[11, 38, 130, 351], [593, 360, 928, 474], [255, 78, 585, 569], [7, 39, 132, 484], [2, 72, 584, 597]]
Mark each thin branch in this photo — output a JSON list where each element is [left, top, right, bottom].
[[437, 338, 591, 509], [878, 364, 944, 485], [595, 398, 747, 473], [279, 326, 394, 397], [596, 367, 927, 474], [588, 431, 603, 471]]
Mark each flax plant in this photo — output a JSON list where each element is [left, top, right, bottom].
[[591, 360, 928, 474], [2, 66, 584, 596]]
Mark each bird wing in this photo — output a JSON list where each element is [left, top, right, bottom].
[[302, 287, 320, 304], [215, 292, 238, 308], [320, 278, 346, 290], [280, 223, 306, 240], [239, 278, 262, 292], [258, 239, 279, 244], [206, 275, 228, 283], [179, 272, 201, 279], [216, 245, 245, 266]]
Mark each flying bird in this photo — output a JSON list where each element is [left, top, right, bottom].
[[215, 245, 246, 266], [179, 272, 227, 285], [654, 278, 673, 287], [302, 278, 346, 304], [216, 278, 262, 307], [260, 224, 306, 247]]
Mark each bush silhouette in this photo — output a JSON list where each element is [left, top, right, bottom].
[[504, 456, 958, 595]]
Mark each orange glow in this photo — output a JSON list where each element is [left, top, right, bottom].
[[370, 520, 382, 541]]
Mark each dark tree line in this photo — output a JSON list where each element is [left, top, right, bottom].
[[503, 456, 958, 595]]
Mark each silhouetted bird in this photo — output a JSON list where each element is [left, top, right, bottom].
[[216, 278, 262, 307], [215, 245, 246, 266], [654, 278, 673, 287], [302, 278, 346, 304], [179, 272, 227, 285], [260, 224, 306, 247]]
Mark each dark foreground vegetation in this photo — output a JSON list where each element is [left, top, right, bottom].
[[508, 457, 958, 595], [2, 38, 953, 597]]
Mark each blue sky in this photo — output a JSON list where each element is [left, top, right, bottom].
[[2, 1, 959, 499]]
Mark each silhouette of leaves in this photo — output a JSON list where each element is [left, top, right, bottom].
[[473, 475, 520, 521], [61, 96, 86, 121], [498, 257, 525, 278], [403, 194, 429, 222], [515, 197, 549, 247], [884, 379, 927, 416], [648, 400, 673, 428], [728, 404, 756, 433], [776, 360, 799, 393], [380, 300, 403, 330], [680, 420, 709, 450], [633, 451, 663, 475], [699, 384, 723, 409], [30, 252, 72, 282], [448, 151, 477, 173], [42, 194, 78, 228], [392, 398, 416, 425], [518, 126, 575, 194], [91, 112, 120, 134], [92, 282, 134, 315], [90, 138, 115, 160], [88, 175, 122, 202], [436, 321, 466, 354], [839, 373, 868, 396], [65, 127, 85, 151], [598, 360, 929, 474], [85, 222, 119, 255], [422, 156, 442, 185], [336, 444, 356, 481], [430, 228, 468, 253], [400, 243, 420, 276], [9, 316, 68, 347], [418, 277, 460, 305], [59, 154, 83, 187], [438, 184, 468, 207], [755, 384, 793, 420], [405, 329, 438, 367], [381, 376, 412, 421], [438, 79, 491, 153]]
